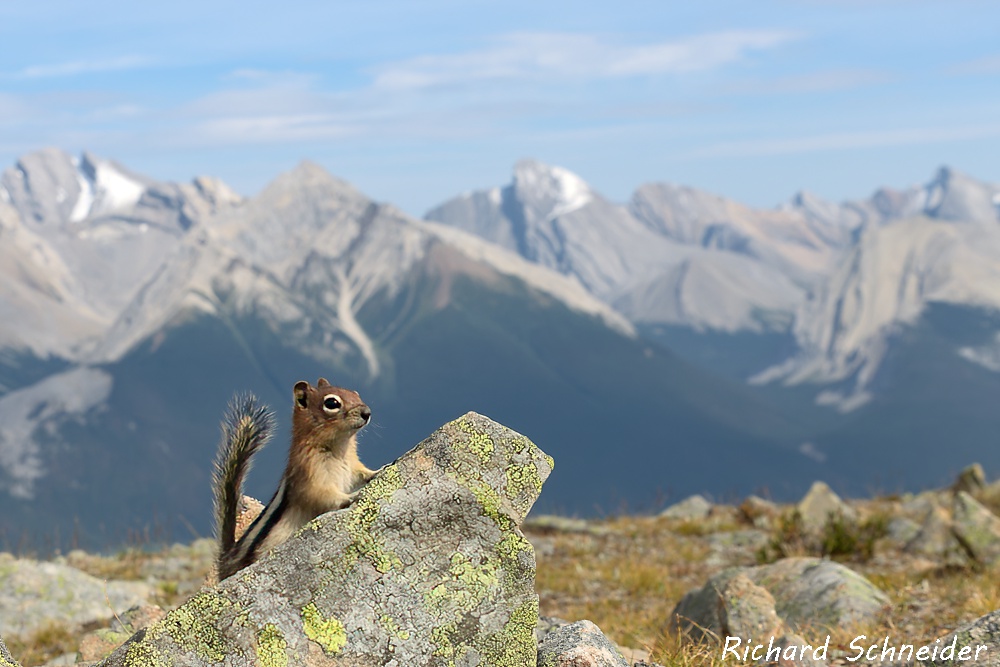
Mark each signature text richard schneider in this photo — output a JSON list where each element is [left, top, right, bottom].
[[722, 635, 988, 663]]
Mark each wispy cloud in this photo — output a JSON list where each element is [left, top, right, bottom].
[[686, 122, 1000, 158], [726, 68, 893, 95], [15, 55, 149, 79], [948, 54, 1000, 76], [371, 30, 800, 90], [192, 114, 356, 145]]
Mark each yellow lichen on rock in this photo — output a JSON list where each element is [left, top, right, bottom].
[[301, 603, 347, 656]]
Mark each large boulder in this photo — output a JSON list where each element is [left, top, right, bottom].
[[0, 555, 150, 637], [672, 557, 889, 639], [100, 412, 553, 667]]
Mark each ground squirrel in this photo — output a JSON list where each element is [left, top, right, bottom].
[[213, 378, 374, 581]]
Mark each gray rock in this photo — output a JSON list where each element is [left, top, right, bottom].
[[914, 610, 999, 666], [884, 517, 921, 546], [716, 574, 785, 639], [672, 557, 889, 639], [0, 554, 150, 636], [537, 620, 629, 667], [100, 412, 553, 667], [952, 463, 987, 494], [750, 558, 889, 630], [901, 491, 947, 521], [951, 491, 1000, 565], [905, 506, 966, 562], [661, 494, 713, 521], [0, 635, 21, 667], [796, 482, 856, 535]]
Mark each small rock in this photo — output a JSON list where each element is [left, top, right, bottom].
[[884, 517, 921, 547], [537, 620, 630, 667], [952, 463, 987, 494], [905, 506, 965, 563], [741, 495, 781, 528], [797, 482, 856, 535], [952, 491, 1000, 565], [661, 494, 713, 521]]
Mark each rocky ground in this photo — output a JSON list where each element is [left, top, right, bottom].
[[3, 463, 1000, 666]]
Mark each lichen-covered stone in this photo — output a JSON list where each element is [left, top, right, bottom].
[[537, 620, 629, 667], [0, 554, 151, 636], [78, 605, 168, 662], [951, 491, 1000, 565], [672, 557, 889, 639], [99, 412, 553, 667]]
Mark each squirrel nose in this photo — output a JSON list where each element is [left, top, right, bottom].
[[360, 406, 371, 423]]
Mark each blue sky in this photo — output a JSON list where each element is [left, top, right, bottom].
[[2, 1, 999, 216]]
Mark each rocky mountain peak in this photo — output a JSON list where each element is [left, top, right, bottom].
[[511, 158, 593, 225], [923, 165, 999, 223], [1, 148, 81, 226]]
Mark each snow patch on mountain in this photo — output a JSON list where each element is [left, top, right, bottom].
[[0, 367, 112, 499], [513, 159, 592, 223], [75, 154, 146, 220], [333, 267, 381, 378], [69, 167, 95, 223]]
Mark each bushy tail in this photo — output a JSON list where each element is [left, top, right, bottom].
[[213, 394, 274, 575]]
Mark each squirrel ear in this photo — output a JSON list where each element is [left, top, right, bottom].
[[293, 381, 310, 409], [316, 377, 330, 388]]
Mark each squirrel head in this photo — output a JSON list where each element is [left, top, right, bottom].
[[292, 378, 371, 446]]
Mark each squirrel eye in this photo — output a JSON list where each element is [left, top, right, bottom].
[[322, 394, 342, 413]]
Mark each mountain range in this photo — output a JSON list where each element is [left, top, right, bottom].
[[1, 148, 999, 549]]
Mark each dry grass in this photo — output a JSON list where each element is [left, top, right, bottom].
[[4, 621, 77, 667], [528, 510, 1000, 666]]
